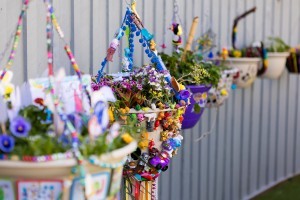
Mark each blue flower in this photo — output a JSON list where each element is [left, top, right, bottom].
[[0, 135, 15, 153], [9, 116, 31, 138]]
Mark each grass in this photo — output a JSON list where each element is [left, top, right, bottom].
[[253, 175, 300, 200]]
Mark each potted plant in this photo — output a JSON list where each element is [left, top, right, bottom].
[[93, 2, 191, 199], [219, 7, 268, 88], [160, 49, 221, 129], [0, 1, 138, 199], [262, 37, 290, 79]]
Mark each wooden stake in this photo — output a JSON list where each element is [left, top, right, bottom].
[[181, 17, 199, 61]]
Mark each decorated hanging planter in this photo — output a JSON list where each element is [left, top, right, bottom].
[[205, 67, 239, 108], [219, 7, 268, 88], [286, 47, 300, 74], [261, 37, 290, 79], [0, 1, 138, 200], [93, 1, 190, 199], [160, 17, 223, 129]]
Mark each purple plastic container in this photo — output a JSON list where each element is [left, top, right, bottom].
[[182, 85, 212, 129]]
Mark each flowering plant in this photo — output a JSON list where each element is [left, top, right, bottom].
[[93, 65, 182, 110], [0, 84, 138, 158]]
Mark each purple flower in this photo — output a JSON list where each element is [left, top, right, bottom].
[[9, 116, 31, 138], [0, 135, 15, 153], [176, 90, 191, 101]]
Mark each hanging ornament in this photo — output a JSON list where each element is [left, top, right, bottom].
[[169, 0, 183, 52]]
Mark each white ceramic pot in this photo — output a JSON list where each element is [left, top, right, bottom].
[[262, 52, 289, 79], [221, 57, 261, 88]]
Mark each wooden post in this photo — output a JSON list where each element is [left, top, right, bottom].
[[181, 17, 199, 61]]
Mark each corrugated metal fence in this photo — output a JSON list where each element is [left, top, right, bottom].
[[0, 0, 299, 199]]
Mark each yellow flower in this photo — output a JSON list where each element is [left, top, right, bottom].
[[179, 84, 186, 91], [4, 84, 14, 95], [122, 133, 134, 144], [108, 107, 115, 122], [220, 89, 228, 96], [233, 50, 242, 58]]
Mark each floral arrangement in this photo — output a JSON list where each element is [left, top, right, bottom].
[[93, 65, 181, 109]]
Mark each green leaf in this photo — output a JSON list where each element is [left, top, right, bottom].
[[194, 103, 201, 113]]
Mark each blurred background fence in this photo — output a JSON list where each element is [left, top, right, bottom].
[[0, 0, 299, 199]]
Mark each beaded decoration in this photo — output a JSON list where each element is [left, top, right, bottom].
[[96, 2, 176, 96], [0, 0, 30, 80]]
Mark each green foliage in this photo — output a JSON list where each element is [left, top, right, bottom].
[[267, 37, 290, 52], [160, 49, 221, 87], [18, 105, 51, 136], [2, 104, 138, 157]]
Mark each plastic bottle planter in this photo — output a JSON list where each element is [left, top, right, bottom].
[[0, 142, 137, 200], [221, 57, 260, 88], [206, 68, 238, 108], [262, 52, 289, 79], [181, 85, 212, 129], [122, 108, 184, 199]]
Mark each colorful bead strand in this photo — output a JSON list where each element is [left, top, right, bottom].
[[0, 0, 30, 80], [46, 7, 53, 76]]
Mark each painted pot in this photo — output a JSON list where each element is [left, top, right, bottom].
[[221, 57, 261, 88], [262, 52, 289, 79], [0, 141, 137, 200], [206, 68, 239, 108], [182, 85, 212, 129]]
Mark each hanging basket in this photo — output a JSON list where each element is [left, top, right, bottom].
[[262, 52, 289, 79], [0, 141, 137, 200], [181, 85, 211, 129], [206, 68, 238, 108], [219, 58, 260, 88]]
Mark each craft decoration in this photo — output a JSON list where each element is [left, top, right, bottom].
[[17, 180, 63, 200], [205, 68, 239, 108], [93, 1, 190, 199], [70, 172, 110, 200], [0, 179, 14, 200], [168, 0, 183, 52], [0, 1, 137, 200]]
